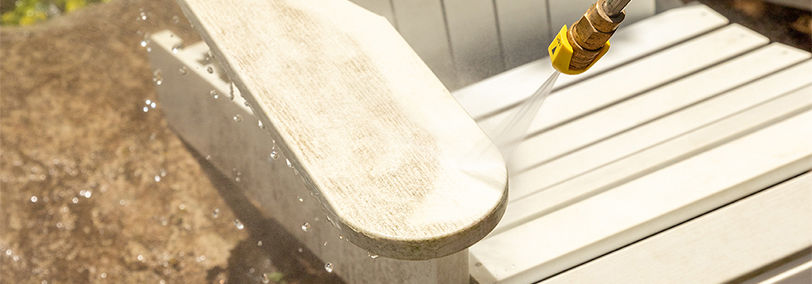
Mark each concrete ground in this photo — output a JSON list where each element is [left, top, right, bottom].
[[0, 0, 339, 283]]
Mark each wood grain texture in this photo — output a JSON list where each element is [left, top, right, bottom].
[[471, 109, 812, 283], [176, 0, 507, 260], [150, 33, 471, 283], [543, 173, 812, 284]]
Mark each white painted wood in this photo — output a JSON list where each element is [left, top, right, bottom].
[[453, 4, 728, 119], [542, 173, 812, 284], [476, 24, 768, 142], [507, 44, 810, 192], [350, 0, 396, 26], [498, 60, 812, 233], [389, 0, 459, 89], [149, 31, 470, 283], [495, 0, 550, 69], [443, 0, 505, 87], [471, 109, 812, 283], [176, 0, 507, 260]]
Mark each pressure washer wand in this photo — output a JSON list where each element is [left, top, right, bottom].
[[548, 0, 631, 74]]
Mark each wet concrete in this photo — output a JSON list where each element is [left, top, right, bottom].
[[0, 0, 338, 283]]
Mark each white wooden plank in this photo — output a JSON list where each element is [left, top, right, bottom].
[[350, 0, 396, 26], [495, 0, 550, 69], [149, 32, 470, 283], [453, 4, 728, 119], [507, 44, 810, 190], [475, 24, 767, 141], [542, 173, 812, 284], [390, 0, 459, 89], [497, 60, 812, 232], [443, 0, 505, 87], [177, 0, 507, 260], [471, 109, 812, 283]]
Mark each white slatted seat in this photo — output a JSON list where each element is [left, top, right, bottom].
[[150, 2, 812, 283]]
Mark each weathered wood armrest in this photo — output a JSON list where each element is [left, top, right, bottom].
[[177, 0, 508, 260]]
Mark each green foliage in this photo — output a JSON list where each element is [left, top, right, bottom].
[[1, 0, 110, 26]]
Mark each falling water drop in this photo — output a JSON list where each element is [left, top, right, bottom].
[[171, 44, 182, 54], [233, 115, 242, 123], [269, 148, 279, 161], [154, 175, 161, 182], [368, 252, 379, 259], [257, 240, 263, 247], [234, 219, 245, 230], [257, 120, 264, 129], [212, 208, 220, 218], [285, 159, 292, 168], [142, 106, 149, 113], [301, 222, 310, 232], [324, 262, 334, 273], [178, 66, 188, 75], [152, 70, 163, 86], [30, 196, 38, 203], [71, 197, 79, 204], [297, 196, 303, 203], [210, 90, 219, 100]]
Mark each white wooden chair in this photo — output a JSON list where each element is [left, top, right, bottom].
[[148, 1, 812, 283]]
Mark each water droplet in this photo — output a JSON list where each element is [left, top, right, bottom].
[[178, 203, 186, 210], [154, 175, 161, 182], [140, 39, 149, 48], [146, 99, 152, 105], [138, 9, 148, 21], [285, 159, 292, 168], [297, 247, 303, 253], [205, 155, 212, 160], [12, 255, 19, 262], [322, 241, 328, 247], [79, 190, 92, 199], [257, 120, 264, 129], [257, 240, 262, 247], [228, 82, 237, 100], [179, 66, 188, 75], [210, 90, 219, 100], [297, 196, 303, 203], [324, 262, 334, 273], [300, 222, 310, 232], [269, 149, 279, 161], [142, 106, 149, 113], [206, 66, 214, 74], [368, 252, 379, 259], [171, 44, 182, 54], [71, 197, 79, 204], [233, 115, 242, 122], [150, 102, 156, 109], [152, 70, 163, 86], [234, 176, 241, 183], [196, 255, 206, 262], [212, 208, 220, 218], [5, 249, 12, 256], [261, 273, 270, 284], [137, 254, 144, 262], [234, 219, 244, 230], [99, 272, 107, 279], [30, 195, 38, 203]]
